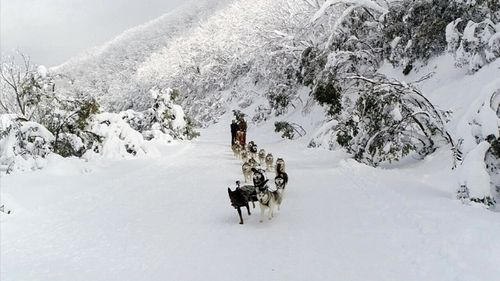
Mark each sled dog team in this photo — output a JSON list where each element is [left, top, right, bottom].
[[228, 141, 289, 224]]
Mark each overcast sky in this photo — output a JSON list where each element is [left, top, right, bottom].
[[0, 0, 185, 66]]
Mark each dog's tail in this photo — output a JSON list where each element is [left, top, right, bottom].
[[228, 188, 236, 205]]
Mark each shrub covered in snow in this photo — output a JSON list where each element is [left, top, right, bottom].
[[274, 121, 306, 140], [41, 97, 101, 157], [335, 76, 452, 166], [120, 88, 199, 141], [84, 112, 153, 160], [446, 18, 500, 73], [0, 120, 55, 171], [0, 80, 198, 171], [383, 0, 499, 74]]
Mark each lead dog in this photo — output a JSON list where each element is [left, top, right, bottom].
[[256, 185, 283, 222], [252, 168, 283, 222], [228, 181, 257, 224]]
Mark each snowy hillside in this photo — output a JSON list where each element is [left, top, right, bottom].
[[53, 0, 233, 110], [2, 108, 500, 281]]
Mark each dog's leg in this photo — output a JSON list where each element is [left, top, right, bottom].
[[259, 205, 265, 223], [246, 202, 251, 215], [268, 206, 273, 220], [237, 207, 244, 224]]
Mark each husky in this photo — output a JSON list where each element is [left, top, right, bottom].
[[231, 143, 242, 158], [258, 149, 266, 165], [251, 168, 282, 222], [252, 168, 267, 188], [242, 162, 253, 183], [248, 157, 258, 168], [249, 142, 258, 159], [275, 157, 288, 186], [275, 158, 286, 174], [274, 173, 287, 190], [256, 185, 283, 222], [265, 153, 273, 171], [228, 181, 257, 224], [240, 150, 249, 163]]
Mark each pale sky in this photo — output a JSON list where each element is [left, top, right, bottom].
[[0, 0, 185, 66]]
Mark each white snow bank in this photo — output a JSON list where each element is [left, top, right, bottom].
[[457, 77, 500, 154], [456, 141, 492, 198], [84, 113, 160, 160]]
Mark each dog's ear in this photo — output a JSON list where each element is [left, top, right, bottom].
[[251, 168, 258, 173]]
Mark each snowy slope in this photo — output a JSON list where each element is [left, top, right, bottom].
[[1, 109, 499, 281], [52, 0, 233, 110]]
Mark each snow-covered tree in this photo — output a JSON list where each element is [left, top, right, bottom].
[[335, 75, 452, 166], [0, 53, 55, 120], [447, 18, 500, 73]]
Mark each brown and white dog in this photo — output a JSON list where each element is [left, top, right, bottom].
[[265, 153, 273, 171], [231, 143, 242, 158], [258, 149, 266, 166], [242, 162, 253, 183], [240, 150, 249, 163]]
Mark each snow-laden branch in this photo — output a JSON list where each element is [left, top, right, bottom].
[[311, 0, 388, 23]]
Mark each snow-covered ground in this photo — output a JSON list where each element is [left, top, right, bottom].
[[1, 109, 499, 281]]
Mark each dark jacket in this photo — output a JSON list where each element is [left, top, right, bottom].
[[238, 119, 247, 131], [231, 122, 239, 135]]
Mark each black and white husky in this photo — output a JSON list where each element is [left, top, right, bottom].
[[256, 185, 283, 222], [253, 168, 283, 222], [275, 158, 288, 185], [249, 142, 258, 159], [275, 158, 286, 174], [274, 173, 287, 190], [248, 157, 258, 168]]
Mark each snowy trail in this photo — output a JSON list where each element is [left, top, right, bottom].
[[1, 117, 500, 281]]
